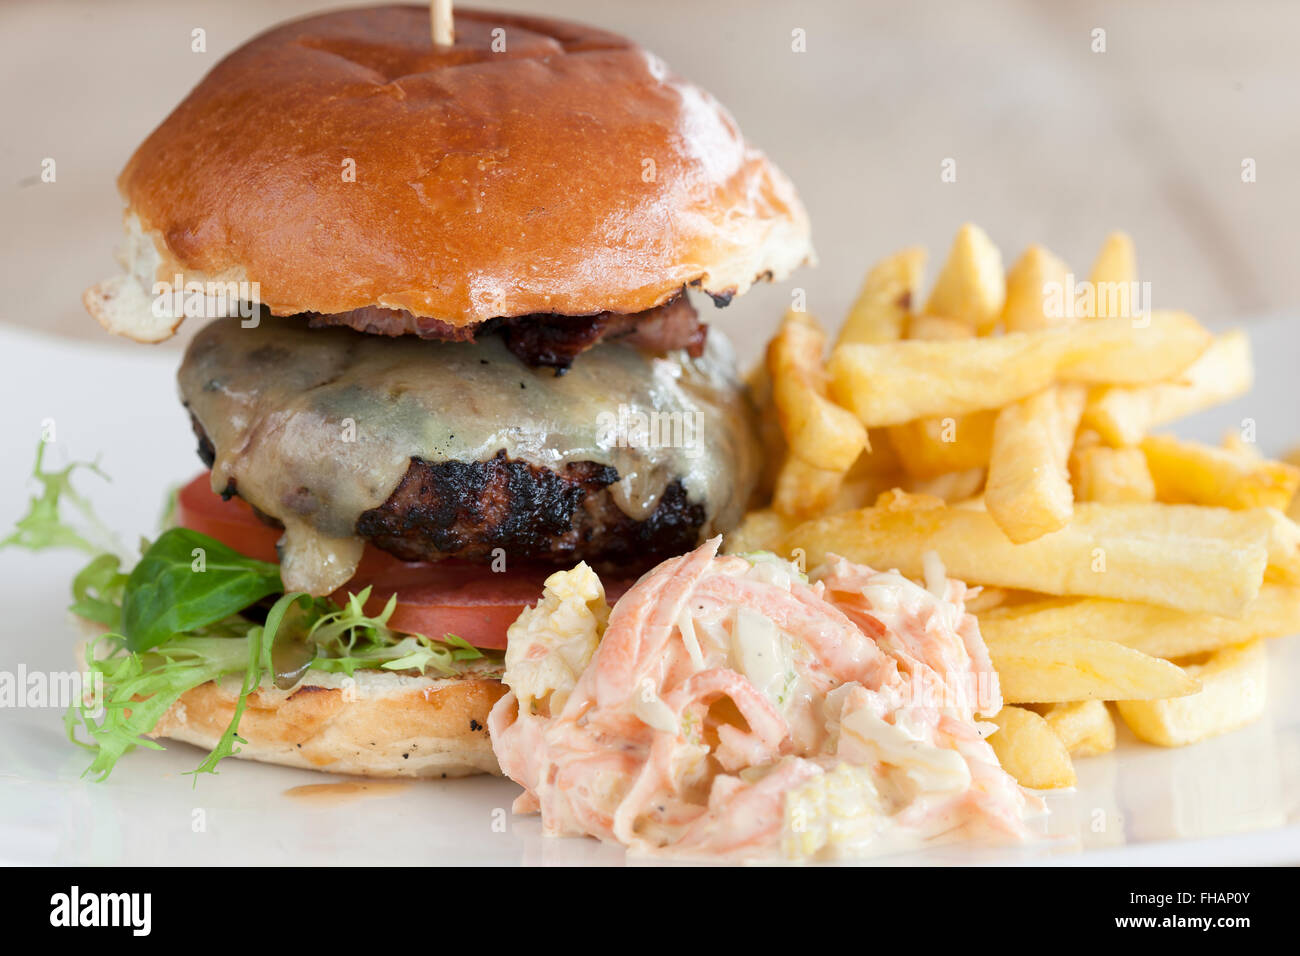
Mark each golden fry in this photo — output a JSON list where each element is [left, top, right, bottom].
[[782, 497, 1275, 617], [769, 311, 868, 471], [1071, 445, 1156, 503], [1034, 701, 1116, 757], [1222, 429, 1262, 459], [744, 359, 786, 501], [979, 584, 1300, 660], [1141, 434, 1300, 511], [723, 508, 798, 555], [772, 456, 845, 520], [829, 312, 1210, 427], [985, 385, 1085, 543], [985, 632, 1197, 703], [1082, 330, 1252, 446], [1086, 231, 1138, 319], [1116, 641, 1268, 747], [988, 706, 1076, 789], [923, 223, 1005, 335], [902, 468, 986, 503], [837, 247, 925, 347], [906, 313, 974, 341], [886, 410, 996, 478], [1003, 244, 1071, 332]]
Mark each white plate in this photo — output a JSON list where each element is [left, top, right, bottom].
[[1, 319, 1298, 866]]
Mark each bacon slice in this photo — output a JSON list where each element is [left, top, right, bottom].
[[304, 294, 706, 371]]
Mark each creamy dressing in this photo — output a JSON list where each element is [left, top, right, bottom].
[[178, 316, 758, 594], [488, 541, 1040, 861]]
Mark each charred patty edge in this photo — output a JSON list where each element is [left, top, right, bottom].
[[190, 417, 707, 573]]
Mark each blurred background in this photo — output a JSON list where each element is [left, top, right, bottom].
[[2, 0, 1297, 366]]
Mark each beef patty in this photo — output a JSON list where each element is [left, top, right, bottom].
[[193, 420, 706, 572]]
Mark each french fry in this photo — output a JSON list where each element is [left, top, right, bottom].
[[1082, 330, 1252, 446], [1081, 501, 1297, 584], [985, 385, 1085, 543], [828, 312, 1210, 427], [886, 410, 996, 477], [724, 508, 798, 555], [1278, 446, 1300, 520], [1003, 245, 1071, 331], [769, 311, 868, 471], [984, 632, 1197, 703], [1086, 231, 1138, 319], [1289, 452, 1300, 523], [829, 473, 901, 514], [903, 468, 986, 503], [1265, 508, 1300, 583], [988, 706, 1076, 789], [1056, 311, 1210, 384], [850, 430, 903, 475], [906, 313, 973, 340], [886, 308, 992, 479], [1116, 641, 1268, 747], [744, 360, 785, 501], [772, 457, 845, 519], [1071, 445, 1156, 503], [1034, 701, 1116, 757], [1222, 429, 1262, 459], [782, 496, 1274, 617], [923, 223, 1005, 335], [979, 584, 1300, 661], [837, 247, 925, 346], [965, 586, 1014, 614], [1141, 435, 1300, 511]]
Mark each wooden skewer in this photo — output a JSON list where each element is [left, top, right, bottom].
[[431, 0, 454, 46]]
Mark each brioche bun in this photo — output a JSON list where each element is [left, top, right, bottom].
[[150, 667, 506, 778], [98, 5, 812, 342], [76, 630, 504, 777]]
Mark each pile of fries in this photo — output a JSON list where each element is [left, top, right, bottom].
[[735, 224, 1300, 789]]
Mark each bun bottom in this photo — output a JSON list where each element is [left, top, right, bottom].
[[149, 668, 507, 778]]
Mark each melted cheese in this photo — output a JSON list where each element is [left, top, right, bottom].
[[178, 316, 758, 594]]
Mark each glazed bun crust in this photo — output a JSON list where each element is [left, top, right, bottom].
[[150, 668, 507, 778], [116, 5, 812, 329]]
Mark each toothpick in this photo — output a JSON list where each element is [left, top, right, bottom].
[[431, 0, 454, 46]]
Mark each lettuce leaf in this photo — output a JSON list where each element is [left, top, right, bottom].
[[1, 441, 119, 555], [121, 527, 282, 652]]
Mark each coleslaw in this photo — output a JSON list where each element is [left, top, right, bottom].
[[489, 538, 1041, 860]]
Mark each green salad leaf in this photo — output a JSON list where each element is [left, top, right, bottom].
[[69, 553, 128, 627], [2, 441, 119, 555], [122, 527, 282, 652], [70, 630, 257, 780], [190, 590, 313, 777]]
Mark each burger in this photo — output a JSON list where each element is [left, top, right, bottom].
[[67, 5, 811, 780]]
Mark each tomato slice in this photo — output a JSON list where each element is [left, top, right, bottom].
[[344, 559, 556, 650], [177, 473, 282, 562], [174, 472, 630, 650]]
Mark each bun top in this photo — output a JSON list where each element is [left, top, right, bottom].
[[112, 5, 813, 333]]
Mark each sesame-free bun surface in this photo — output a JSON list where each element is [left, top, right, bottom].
[[151, 668, 507, 778], [109, 5, 812, 339]]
